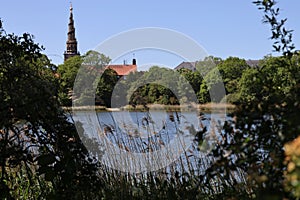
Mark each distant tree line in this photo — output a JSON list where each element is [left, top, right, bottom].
[[57, 52, 299, 108]]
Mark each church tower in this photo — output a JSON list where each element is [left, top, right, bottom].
[[64, 3, 80, 61]]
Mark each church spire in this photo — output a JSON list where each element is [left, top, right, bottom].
[[64, 2, 80, 61]]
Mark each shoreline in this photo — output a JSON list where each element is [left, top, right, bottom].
[[65, 103, 235, 113]]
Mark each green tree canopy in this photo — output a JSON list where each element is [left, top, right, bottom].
[[217, 56, 249, 94], [57, 50, 111, 106], [57, 55, 82, 105], [96, 68, 118, 107]]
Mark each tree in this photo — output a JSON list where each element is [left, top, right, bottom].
[[200, 1, 300, 199], [198, 57, 249, 104], [57, 55, 82, 106], [96, 68, 118, 107], [199, 67, 225, 103], [0, 22, 59, 199], [238, 55, 297, 103], [83, 50, 111, 67], [111, 71, 144, 107], [127, 66, 180, 105], [217, 57, 249, 94], [237, 67, 261, 102], [176, 69, 200, 104], [196, 56, 222, 77], [177, 68, 202, 95], [0, 20, 103, 199], [57, 50, 111, 106]]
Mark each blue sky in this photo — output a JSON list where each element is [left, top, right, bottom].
[[1, 0, 300, 67]]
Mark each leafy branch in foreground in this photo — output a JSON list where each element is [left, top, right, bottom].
[[253, 0, 295, 57]]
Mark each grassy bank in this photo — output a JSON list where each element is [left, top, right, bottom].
[[65, 103, 235, 113]]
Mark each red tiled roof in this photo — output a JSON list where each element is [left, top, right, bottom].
[[106, 65, 137, 76]]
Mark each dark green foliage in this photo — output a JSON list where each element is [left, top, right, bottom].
[[253, 0, 295, 57], [96, 68, 118, 107], [196, 56, 222, 77], [177, 68, 203, 94], [0, 20, 103, 199], [58, 50, 111, 107], [127, 66, 182, 106], [217, 57, 249, 94], [57, 55, 83, 106]]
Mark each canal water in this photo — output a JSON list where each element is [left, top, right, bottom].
[[73, 110, 229, 174]]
